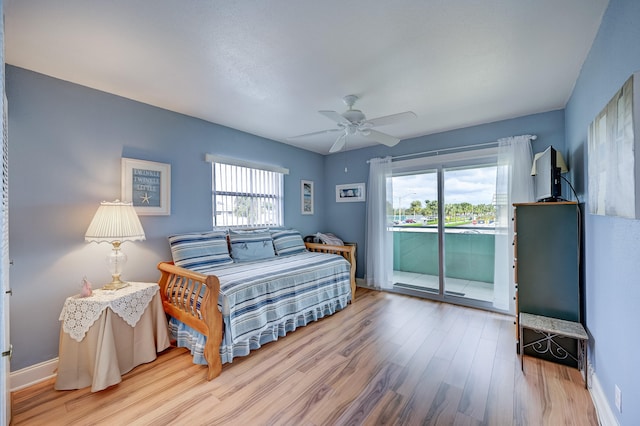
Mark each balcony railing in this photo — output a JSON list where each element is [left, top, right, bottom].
[[392, 225, 495, 284]]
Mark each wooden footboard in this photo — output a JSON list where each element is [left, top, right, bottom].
[[304, 242, 357, 299], [156, 261, 223, 380]]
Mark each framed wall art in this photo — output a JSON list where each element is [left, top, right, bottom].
[[336, 182, 366, 203], [301, 180, 314, 215], [121, 158, 171, 215], [588, 72, 640, 219]]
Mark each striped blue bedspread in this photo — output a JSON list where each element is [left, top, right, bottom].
[[169, 251, 352, 364]]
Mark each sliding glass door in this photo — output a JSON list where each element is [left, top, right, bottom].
[[390, 149, 502, 311], [392, 169, 440, 294], [442, 164, 497, 303]]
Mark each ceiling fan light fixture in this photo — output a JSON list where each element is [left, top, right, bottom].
[[360, 129, 371, 136], [342, 109, 365, 123]]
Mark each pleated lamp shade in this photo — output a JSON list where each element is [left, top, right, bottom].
[[85, 200, 146, 243]]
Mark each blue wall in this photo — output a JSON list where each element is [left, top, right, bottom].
[[565, 0, 640, 423], [6, 66, 325, 370], [323, 109, 566, 278]]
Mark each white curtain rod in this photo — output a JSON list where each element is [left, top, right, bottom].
[[366, 134, 537, 163]]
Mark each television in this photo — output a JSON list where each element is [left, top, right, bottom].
[[532, 146, 562, 202]]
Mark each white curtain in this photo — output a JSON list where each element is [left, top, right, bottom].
[[493, 135, 535, 311], [365, 157, 393, 290]]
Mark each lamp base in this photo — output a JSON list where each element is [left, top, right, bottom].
[[102, 274, 130, 291]]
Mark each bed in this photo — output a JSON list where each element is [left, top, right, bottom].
[[157, 241, 356, 380]]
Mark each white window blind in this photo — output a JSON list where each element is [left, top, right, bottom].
[[209, 156, 286, 228]]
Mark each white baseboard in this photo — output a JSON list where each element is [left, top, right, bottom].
[[10, 358, 58, 392], [588, 362, 619, 426]]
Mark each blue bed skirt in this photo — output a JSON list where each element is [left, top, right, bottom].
[[169, 296, 349, 364]]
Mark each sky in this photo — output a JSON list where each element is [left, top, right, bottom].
[[391, 165, 497, 208]]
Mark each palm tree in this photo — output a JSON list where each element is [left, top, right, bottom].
[[409, 200, 422, 218]]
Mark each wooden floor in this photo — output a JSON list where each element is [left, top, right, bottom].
[[11, 289, 598, 425]]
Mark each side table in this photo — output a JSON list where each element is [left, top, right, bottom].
[[55, 282, 170, 392], [519, 312, 589, 389]]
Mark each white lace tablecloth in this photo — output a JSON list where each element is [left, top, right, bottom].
[[59, 282, 160, 342]]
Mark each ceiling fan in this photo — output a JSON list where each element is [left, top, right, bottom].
[[288, 95, 416, 153]]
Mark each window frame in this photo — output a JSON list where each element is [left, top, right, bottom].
[[388, 147, 501, 312], [206, 154, 289, 228]]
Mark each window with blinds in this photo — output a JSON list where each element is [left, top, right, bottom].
[[211, 160, 285, 228]]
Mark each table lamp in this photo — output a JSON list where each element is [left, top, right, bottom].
[[85, 200, 146, 290]]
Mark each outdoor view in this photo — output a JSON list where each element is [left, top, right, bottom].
[[213, 162, 283, 227], [391, 164, 498, 304], [390, 166, 497, 226]]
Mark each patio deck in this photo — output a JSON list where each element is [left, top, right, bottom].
[[393, 270, 493, 302]]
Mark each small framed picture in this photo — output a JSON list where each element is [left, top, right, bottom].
[[336, 182, 366, 203], [121, 158, 171, 215], [301, 180, 314, 215]]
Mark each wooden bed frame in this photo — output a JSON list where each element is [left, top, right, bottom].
[[156, 242, 356, 380]]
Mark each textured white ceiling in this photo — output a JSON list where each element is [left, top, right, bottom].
[[5, 0, 609, 154]]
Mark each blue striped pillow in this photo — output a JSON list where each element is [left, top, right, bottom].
[[228, 229, 275, 262], [271, 229, 307, 256], [168, 231, 233, 272]]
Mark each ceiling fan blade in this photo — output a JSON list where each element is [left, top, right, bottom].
[[329, 133, 347, 153], [286, 128, 341, 140], [319, 110, 351, 125], [366, 111, 416, 127], [362, 129, 401, 147]]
